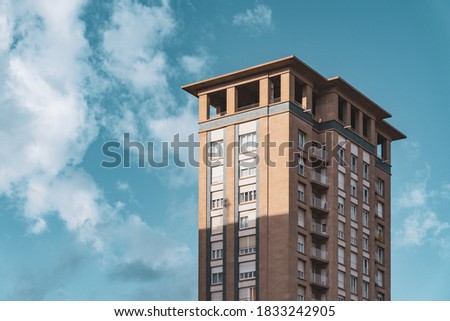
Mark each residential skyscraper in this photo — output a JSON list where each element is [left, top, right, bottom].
[[182, 56, 405, 301]]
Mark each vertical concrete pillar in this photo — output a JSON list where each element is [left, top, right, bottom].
[[303, 85, 313, 109], [260, 77, 269, 107], [199, 94, 209, 122], [227, 87, 236, 115], [280, 72, 291, 103]]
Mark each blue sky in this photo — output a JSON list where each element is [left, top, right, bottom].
[[0, 0, 449, 300]]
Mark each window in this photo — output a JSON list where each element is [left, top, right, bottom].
[[298, 183, 305, 202], [376, 225, 384, 242], [362, 210, 369, 227], [239, 235, 256, 255], [297, 234, 305, 253], [211, 267, 223, 285], [209, 141, 224, 158], [239, 261, 256, 280], [338, 147, 345, 166], [338, 97, 345, 122], [338, 271, 345, 289], [211, 242, 223, 260], [362, 281, 369, 299], [351, 228, 357, 245], [362, 234, 369, 251], [376, 202, 384, 219], [351, 252, 357, 270], [297, 260, 305, 279], [239, 159, 257, 178], [376, 179, 384, 196], [239, 210, 256, 229], [362, 186, 369, 204], [298, 208, 305, 227], [208, 90, 226, 119], [377, 293, 384, 301], [211, 191, 224, 209], [211, 216, 223, 235], [351, 106, 358, 130], [298, 158, 305, 176], [338, 196, 345, 215], [350, 276, 357, 294], [239, 132, 257, 153], [376, 247, 384, 264], [350, 179, 357, 197], [363, 162, 369, 180], [363, 115, 370, 137], [350, 203, 357, 221], [239, 287, 256, 301], [338, 295, 345, 301], [298, 131, 305, 150], [376, 270, 384, 287], [239, 186, 257, 203], [237, 81, 259, 111], [338, 171, 345, 190], [211, 165, 223, 184], [294, 77, 303, 104], [297, 286, 305, 301], [362, 257, 369, 275], [351, 154, 357, 173], [211, 291, 223, 301], [338, 222, 345, 239], [377, 134, 387, 160], [338, 246, 345, 264], [269, 75, 281, 103]]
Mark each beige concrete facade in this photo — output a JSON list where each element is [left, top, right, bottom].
[[183, 56, 405, 301]]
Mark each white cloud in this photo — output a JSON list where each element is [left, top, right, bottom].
[[397, 210, 449, 247], [233, 4, 273, 31], [179, 52, 211, 77], [395, 166, 450, 252], [102, 0, 174, 98], [0, 0, 195, 292]]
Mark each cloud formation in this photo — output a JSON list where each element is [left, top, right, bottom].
[[0, 0, 200, 299], [233, 4, 273, 31], [395, 166, 450, 254]]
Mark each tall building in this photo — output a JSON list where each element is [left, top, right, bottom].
[[182, 56, 405, 301]]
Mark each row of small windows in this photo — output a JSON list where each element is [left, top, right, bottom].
[[337, 196, 384, 223], [211, 262, 256, 285], [211, 236, 256, 261], [211, 287, 256, 301], [337, 220, 385, 245]]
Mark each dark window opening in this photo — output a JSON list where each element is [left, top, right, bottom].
[[350, 106, 358, 130], [208, 89, 227, 119], [294, 77, 303, 105], [312, 93, 317, 115], [363, 115, 370, 137], [237, 81, 260, 111], [269, 75, 281, 104], [377, 134, 387, 159], [338, 98, 345, 122]]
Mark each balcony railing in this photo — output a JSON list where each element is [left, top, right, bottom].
[[311, 273, 328, 286], [311, 196, 327, 210], [239, 246, 256, 255], [311, 222, 327, 235], [310, 171, 328, 185], [310, 247, 328, 261], [309, 147, 327, 160]]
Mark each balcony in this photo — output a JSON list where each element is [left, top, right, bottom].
[[309, 147, 327, 160], [310, 171, 328, 190], [310, 222, 328, 239], [310, 273, 329, 288], [311, 196, 328, 214], [310, 247, 328, 262]]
